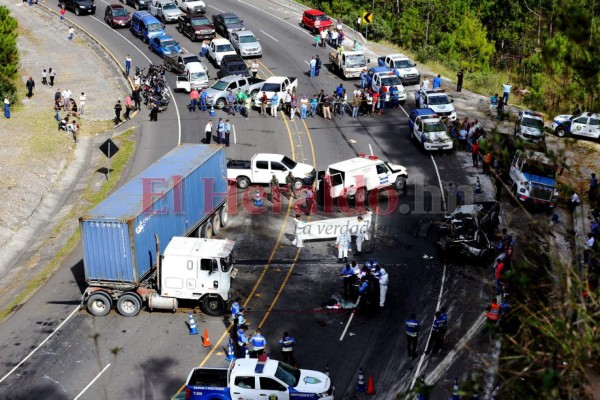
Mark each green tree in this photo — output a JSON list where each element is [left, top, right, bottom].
[[0, 6, 18, 98], [438, 14, 495, 71]]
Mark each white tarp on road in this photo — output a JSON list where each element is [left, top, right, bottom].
[[301, 216, 365, 241]]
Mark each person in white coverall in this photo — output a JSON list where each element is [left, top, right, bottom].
[[335, 230, 351, 263], [375, 265, 389, 307], [354, 216, 366, 255], [362, 208, 373, 241], [292, 214, 305, 248]]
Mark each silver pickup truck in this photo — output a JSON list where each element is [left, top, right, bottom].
[[205, 75, 265, 109]]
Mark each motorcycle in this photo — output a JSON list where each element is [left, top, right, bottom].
[[145, 92, 170, 112]]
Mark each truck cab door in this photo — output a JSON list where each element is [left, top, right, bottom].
[[270, 161, 287, 183], [589, 116, 600, 138], [231, 376, 258, 399], [176, 74, 190, 91], [253, 160, 270, 183], [376, 163, 391, 188], [571, 116, 588, 137], [258, 377, 290, 400], [330, 172, 344, 198]]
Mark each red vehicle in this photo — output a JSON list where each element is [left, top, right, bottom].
[[104, 4, 131, 28], [301, 9, 333, 33]]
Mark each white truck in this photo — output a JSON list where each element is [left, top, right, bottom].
[[369, 69, 407, 103], [318, 153, 408, 204], [328, 49, 369, 79], [205, 75, 265, 109], [183, 357, 334, 400], [206, 38, 237, 66], [227, 153, 316, 189], [175, 61, 209, 92], [416, 89, 457, 121], [552, 111, 600, 139], [253, 76, 298, 110], [148, 0, 182, 23], [509, 150, 559, 209], [174, 0, 205, 14], [377, 54, 421, 85], [408, 108, 454, 151]]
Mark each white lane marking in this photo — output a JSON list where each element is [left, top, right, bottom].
[[259, 29, 279, 42], [73, 363, 111, 400], [339, 296, 361, 341], [89, 16, 183, 145], [0, 306, 80, 384], [399, 105, 446, 209], [410, 263, 447, 389], [237, 0, 311, 36], [423, 314, 486, 386], [208, 4, 226, 13], [181, 46, 189, 53], [233, 124, 237, 145]]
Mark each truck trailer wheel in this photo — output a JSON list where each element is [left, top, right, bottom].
[[87, 292, 113, 317], [116, 293, 142, 317], [202, 296, 225, 316], [201, 221, 214, 238], [219, 204, 229, 227], [394, 177, 407, 191], [211, 213, 222, 235]]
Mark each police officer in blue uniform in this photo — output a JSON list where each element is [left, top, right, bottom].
[[406, 314, 420, 358], [425, 312, 446, 355], [279, 332, 297, 367], [250, 328, 267, 357], [236, 324, 249, 358]]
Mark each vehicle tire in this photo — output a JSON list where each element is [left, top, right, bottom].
[[355, 187, 367, 204], [300, 22, 305, 28], [143, 35, 149, 43], [116, 293, 142, 317], [250, 89, 258, 98], [202, 296, 225, 316], [215, 98, 226, 109], [394, 176, 407, 191], [556, 127, 567, 138], [201, 221, 214, 238], [293, 178, 304, 190], [236, 176, 251, 189], [165, 62, 172, 72], [87, 292, 112, 317], [219, 204, 229, 227], [176, 24, 182, 33], [211, 213, 222, 235], [75, 7, 80, 16]]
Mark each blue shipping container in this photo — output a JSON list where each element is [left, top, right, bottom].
[[80, 144, 227, 284]]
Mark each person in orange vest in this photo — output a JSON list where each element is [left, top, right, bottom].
[[484, 298, 501, 335]]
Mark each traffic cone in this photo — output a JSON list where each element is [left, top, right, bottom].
[[365, 375, 376, 395], [355, 367, 366, 392], [202, 328, 211, 347], [475, 177, 482, 194], [225, 338, 236, 361], [188, 312, 199, 335], [209, 103, 216, 116], [254, 190, 263, 207]]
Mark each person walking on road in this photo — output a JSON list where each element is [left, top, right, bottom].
[[456, 70, 464, 92], [260, 92, 268, 116], [406, 314, 420, 358], [250, 328, 267, 358], [25, 77, 35, 98], [251, 60, 259, 78], [335, 229, 351, 263], [200, 88, 207, 112], [231, 296, 242, 321], [224, 119, 231, 146], [285, 171, 296, 198], [271, 93, 279, 118], [502, 81, 512, 104], [472, 141, 480, 168], [315, 55, 322, 77], [354, 216, 365, 256], [204, 120, 213, 144], [290, 94, 297, 120], [270, 173, 280, 202], [341, 263, 354, 298], [425, 311, 446, 355], [189, 88, 199, 111], [292, 214, 305, 248], [309, 57, 316, 78], [279, 332, 297, 367], [237, 324, 249, 358], [125, 55, 132, 77], [375, 265, 388, 307], [149, 101, 158, 121], [68, 26, 74, 41], [589, 173, 598, 202], [124, 95, 132, 120], [79, 92, 86, 115], [227, 90, 235, 116], [216, 118, 224, 144], [114, 100, 122, 124], [49, 68, 56, 87], [4, 96, 10, 119], [60, 5, 66, 21]]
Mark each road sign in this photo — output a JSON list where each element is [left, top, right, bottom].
[[99, 139, 119, 159], [362, 12, 373, 24]]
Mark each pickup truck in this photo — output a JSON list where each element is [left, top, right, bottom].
[[253, 77, 298, 110], [377, 54, 421, 85], [416, 89, 457, 121], [176, 13, 215, 42], [365, 66, 407, 102], [206, 38, 237, 66], [218, 54, 250, 79], [148, 0, 182, 23], [509, 150, 559, 209], [174, 0, 205, 14], [227, 153, 316, 189], [328, 49, 369, 79], [408, 108, 453, 151], [552, 111, 600, 139], [183, 356, 334, 400], [205, 75, 265, 109], [175, 62, 209, 92], [164, 52, 201, 74]]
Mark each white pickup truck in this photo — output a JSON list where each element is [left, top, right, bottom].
[[253, 76, 298, 110], [377, 54, 421, 85], [175, 61, 209, 92], [227, 153, 316, 189], [206, 38, 237, 66], [183, 356, 334, 400], [318, 153, 408, 204]]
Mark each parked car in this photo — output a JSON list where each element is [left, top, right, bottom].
[[60, 0, 96, 16], [212, 12, 245, 39], [552, 112, 600, 140], [514, 110, 545, 142], [130, 11, 165, 43], [174, 0, 205, 14], [229, 30, 262, 58], [218, 54, 249, 79], [176, 13, 215, 41], [206, 38, 237, 66], [148, 34, 182, 58], [104, 4, 131, 28], [124, 0, 149, 11], [300, 9, 333, 32], [148, 0, 182, 23]]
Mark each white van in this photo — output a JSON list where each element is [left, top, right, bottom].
[[175, 62, 209, 92]]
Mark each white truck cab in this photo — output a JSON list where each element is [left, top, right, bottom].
[[207, 38, 237, 66], [175, 62, 209, 92], [509, 150, 559, 208], [371, 71, 406, 102], [378, 53, 421, 85], [417, 89, 457, 121], [321, 153, 408, 203]]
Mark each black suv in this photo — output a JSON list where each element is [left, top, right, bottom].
[[124, 0, 149, 11], [177, 13, 215, 42], [212, 12, 244, 39], [218, 54, 249, 79], [61, 0, 96, 15]]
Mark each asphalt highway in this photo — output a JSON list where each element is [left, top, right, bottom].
[[0, 1, 490, 399]]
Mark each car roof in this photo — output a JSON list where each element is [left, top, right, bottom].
[[212, 38, 232, 44], [306, 9, 326, 16], [411, 108, 437, 116], [109, 4, 126, 9], [188, 13, 209, 18], [218, 12, 239, 18], [155, 35, 174, 41], [221, 54, 244, 63], [370, 66, 390, 74], [388, 53, 409, 60], [424, 90, 447, 96], [234, 30, 256, 37]]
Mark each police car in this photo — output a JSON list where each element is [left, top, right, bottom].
[[408, 108, 453, 151], [552, 112, 600, 139], [514, 110, 545, 142], [416, 89, 457, 121]]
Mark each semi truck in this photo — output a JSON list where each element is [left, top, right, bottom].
[[183, 356, 334, 400], [509, 150, 559, 209], [80, 144, 233, 317]]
